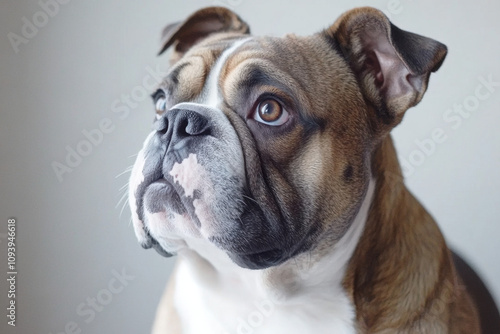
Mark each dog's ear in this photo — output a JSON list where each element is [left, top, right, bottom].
[[325, 7, 447, 130], [158, 7, 250, 64]]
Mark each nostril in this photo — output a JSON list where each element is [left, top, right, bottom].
[[159, 124, 168, 136], [184, 112, 210, 136], [153, 117, 168, 135], [178, 117, 190, 137], [157, 108, 212, 149]]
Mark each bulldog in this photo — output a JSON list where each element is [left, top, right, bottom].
[[128, 6, 498, 334]]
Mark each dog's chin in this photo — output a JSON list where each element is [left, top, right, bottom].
[[149, 239, 176, 258], [152, 237, 289, 270], [228, 248, 286, 270], [144, 211, 312, 270], [136, 177, 314, 270], [142, 206, 294, 270]]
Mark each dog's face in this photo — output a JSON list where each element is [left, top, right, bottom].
[[129, 7, 446, 269]]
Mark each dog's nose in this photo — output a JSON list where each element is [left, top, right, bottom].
[[154, 107, 211, 152]]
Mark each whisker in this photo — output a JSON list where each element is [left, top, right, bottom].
[[120, 197, 130, 218], [118, 183, 129, 192], [116, 190, 129, 209], [115, 166, 134, 179]]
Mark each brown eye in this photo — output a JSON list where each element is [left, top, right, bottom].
[[259, 99, 282, 121], [254, 99, 289, 126]]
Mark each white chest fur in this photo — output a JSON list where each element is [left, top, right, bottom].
[[174, 258, 357, 334], [172, 180, 375, 334]]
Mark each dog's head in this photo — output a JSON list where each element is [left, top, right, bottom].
[[128, 7, 446, 269]]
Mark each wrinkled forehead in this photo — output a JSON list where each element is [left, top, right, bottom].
[[158, 33, 349, 116], [158, 34, 241, 102]]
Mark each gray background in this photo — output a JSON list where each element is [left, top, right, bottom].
[[1, 0, 499, 333]]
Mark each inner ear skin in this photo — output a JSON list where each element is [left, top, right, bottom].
[[365, 51, 384, 87], [361, 29, 414, 100]]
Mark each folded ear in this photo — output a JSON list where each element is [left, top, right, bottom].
[[326, 7, 447, 128], [158, 7, 250, 64]]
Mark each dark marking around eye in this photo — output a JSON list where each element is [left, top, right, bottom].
[[343, 165, 354, 182], [238, 67, 273, 92], [151, 89, 165, 102]]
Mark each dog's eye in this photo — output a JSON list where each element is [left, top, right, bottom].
[[253, 99, 289, 126], [152, 89, 168, 116], [155, 97, 167, 115]]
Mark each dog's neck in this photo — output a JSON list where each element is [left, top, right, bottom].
[[341, 135, 457, 331]]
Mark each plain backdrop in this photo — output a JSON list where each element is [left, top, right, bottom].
[[0, 0, 499, 333]]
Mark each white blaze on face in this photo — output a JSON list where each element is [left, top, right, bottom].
[[169, 153, 215, 233], [201, 37, 252, 108], [169, 154, 205, 198]]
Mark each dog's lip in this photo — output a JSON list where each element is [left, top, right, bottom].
[[136, 176, 192, 254], [135, 175, 186, 228], [146, 177, 187, 213], [150, 177, 172, 187]]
